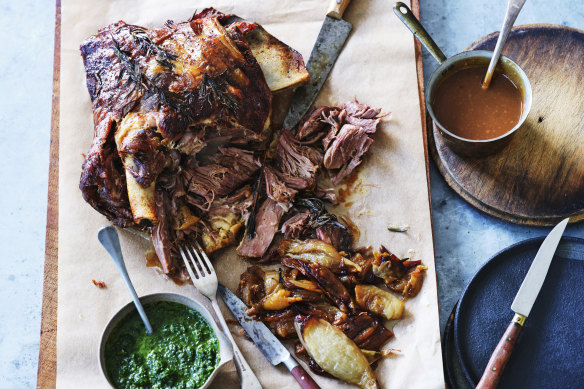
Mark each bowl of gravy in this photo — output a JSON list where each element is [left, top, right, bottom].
[[426, 50, 532, 157]]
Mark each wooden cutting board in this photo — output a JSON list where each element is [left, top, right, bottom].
[[36, 0, 430, 386], [430, 24, 584, 226]]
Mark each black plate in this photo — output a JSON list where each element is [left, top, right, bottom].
[[454, 237, 584, 388], [443, 302, 472, 389]]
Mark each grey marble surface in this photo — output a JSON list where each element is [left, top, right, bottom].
[[419, 0, 584, 334], [0, 0, 583, 387], [0, 0, 56, 388]]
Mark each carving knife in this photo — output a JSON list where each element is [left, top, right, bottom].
[[282, 0, 354, 130], [476, 218, 570, 389], [218, 284, 321, 389], [246, 0, 353, 237]]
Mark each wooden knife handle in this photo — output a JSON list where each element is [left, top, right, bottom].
[[476, 313, 525, 389], [290, 365, 321, 389], [327, 0, 353, 19]]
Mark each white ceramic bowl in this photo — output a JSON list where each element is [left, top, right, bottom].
[[99, 292, 233, 389]]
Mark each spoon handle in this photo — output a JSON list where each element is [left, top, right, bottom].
[[393, 2, 447, 64], [98, 226, 153, 335], [483, 0, 527, 87]]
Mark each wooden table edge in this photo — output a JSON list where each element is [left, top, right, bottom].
[[37, 0, 60, 387], [35, 1, 430, 386], [410, 0, 433, 234], [410, 0, 445, 365]]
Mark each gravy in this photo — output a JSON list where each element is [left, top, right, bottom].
[[432, 66, 523, 140]]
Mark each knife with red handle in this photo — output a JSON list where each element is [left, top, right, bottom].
[[476, 218, 569, 389]]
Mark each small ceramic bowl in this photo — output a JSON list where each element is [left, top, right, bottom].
[[99, 293, 233, 389], [426, 50, 532, 157]]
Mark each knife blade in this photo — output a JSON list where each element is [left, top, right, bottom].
[[282, 0, 353, 130], [510, 219, 569, 317], [476, 218, 569, 389], [218, 284, 321, 389]]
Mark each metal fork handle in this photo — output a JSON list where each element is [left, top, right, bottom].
[[210, 296, 263, 389]]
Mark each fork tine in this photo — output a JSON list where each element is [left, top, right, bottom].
[[195, 241, 214, 275], [180, 246, 201, 280], [190, 244, 210, 275], [179, 246, 196, 279], [187, 245, 207, 276]]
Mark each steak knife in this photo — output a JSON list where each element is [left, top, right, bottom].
[[218, 284, 321, 389], [282, 0, 354, 130], [476, 218, 570, 389]]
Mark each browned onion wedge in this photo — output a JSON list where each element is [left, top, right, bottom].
[[355, 284, 405, 320], [288, 278, 321, 292], [263, 270, 280, 295], [403, 265, 427, 298], [279, 239, 361, 271], [295, 316, 380, 389], [262, 289, 302, 310]]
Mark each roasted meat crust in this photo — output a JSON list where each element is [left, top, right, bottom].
[[79, 9, 276, 274], [81, 17, 271, 136], [80, 120, 134, 227], [79, 10, 272, 233]]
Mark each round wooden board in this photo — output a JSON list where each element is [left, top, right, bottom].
[[429, 24, 584, 226]]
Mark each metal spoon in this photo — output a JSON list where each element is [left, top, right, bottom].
[[482, 0, 527, 88], [98, 225, 153, 335]]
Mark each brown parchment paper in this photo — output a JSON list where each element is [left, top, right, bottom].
[[57, 0, 445, 387]]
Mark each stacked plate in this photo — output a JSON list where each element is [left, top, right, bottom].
[[442, 237, 584, 389]]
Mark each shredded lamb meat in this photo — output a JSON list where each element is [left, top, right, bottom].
[[281, 211, 312, 238], [237, 198, 285, 257], [297, 100, 388, 185]]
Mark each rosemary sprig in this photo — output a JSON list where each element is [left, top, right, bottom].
[[200, 73, 239, 113], [129, 27, 177, 70], [111, 34, 143, 86], [246, 167, 264, 239], [110, 29, 239, 120], [112, 34, 186, 115], [295, 197, 346, 230]]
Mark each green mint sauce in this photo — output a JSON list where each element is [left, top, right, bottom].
[[105, 301, 219, 389]]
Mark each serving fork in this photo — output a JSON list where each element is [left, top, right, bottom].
[[180, 242, 262, 389]]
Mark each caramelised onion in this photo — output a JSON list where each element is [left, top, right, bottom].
[[279, 239, 361, 271], [263, 270, 280, 295], [403, 265, 427, 298], [371, 249, 427, 297], [287, 278, 321, 292], [282, 257, 357, 313], [262, 289, 302, 310], [295, 316, 380, 389], [355, 284, 404, 320]]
